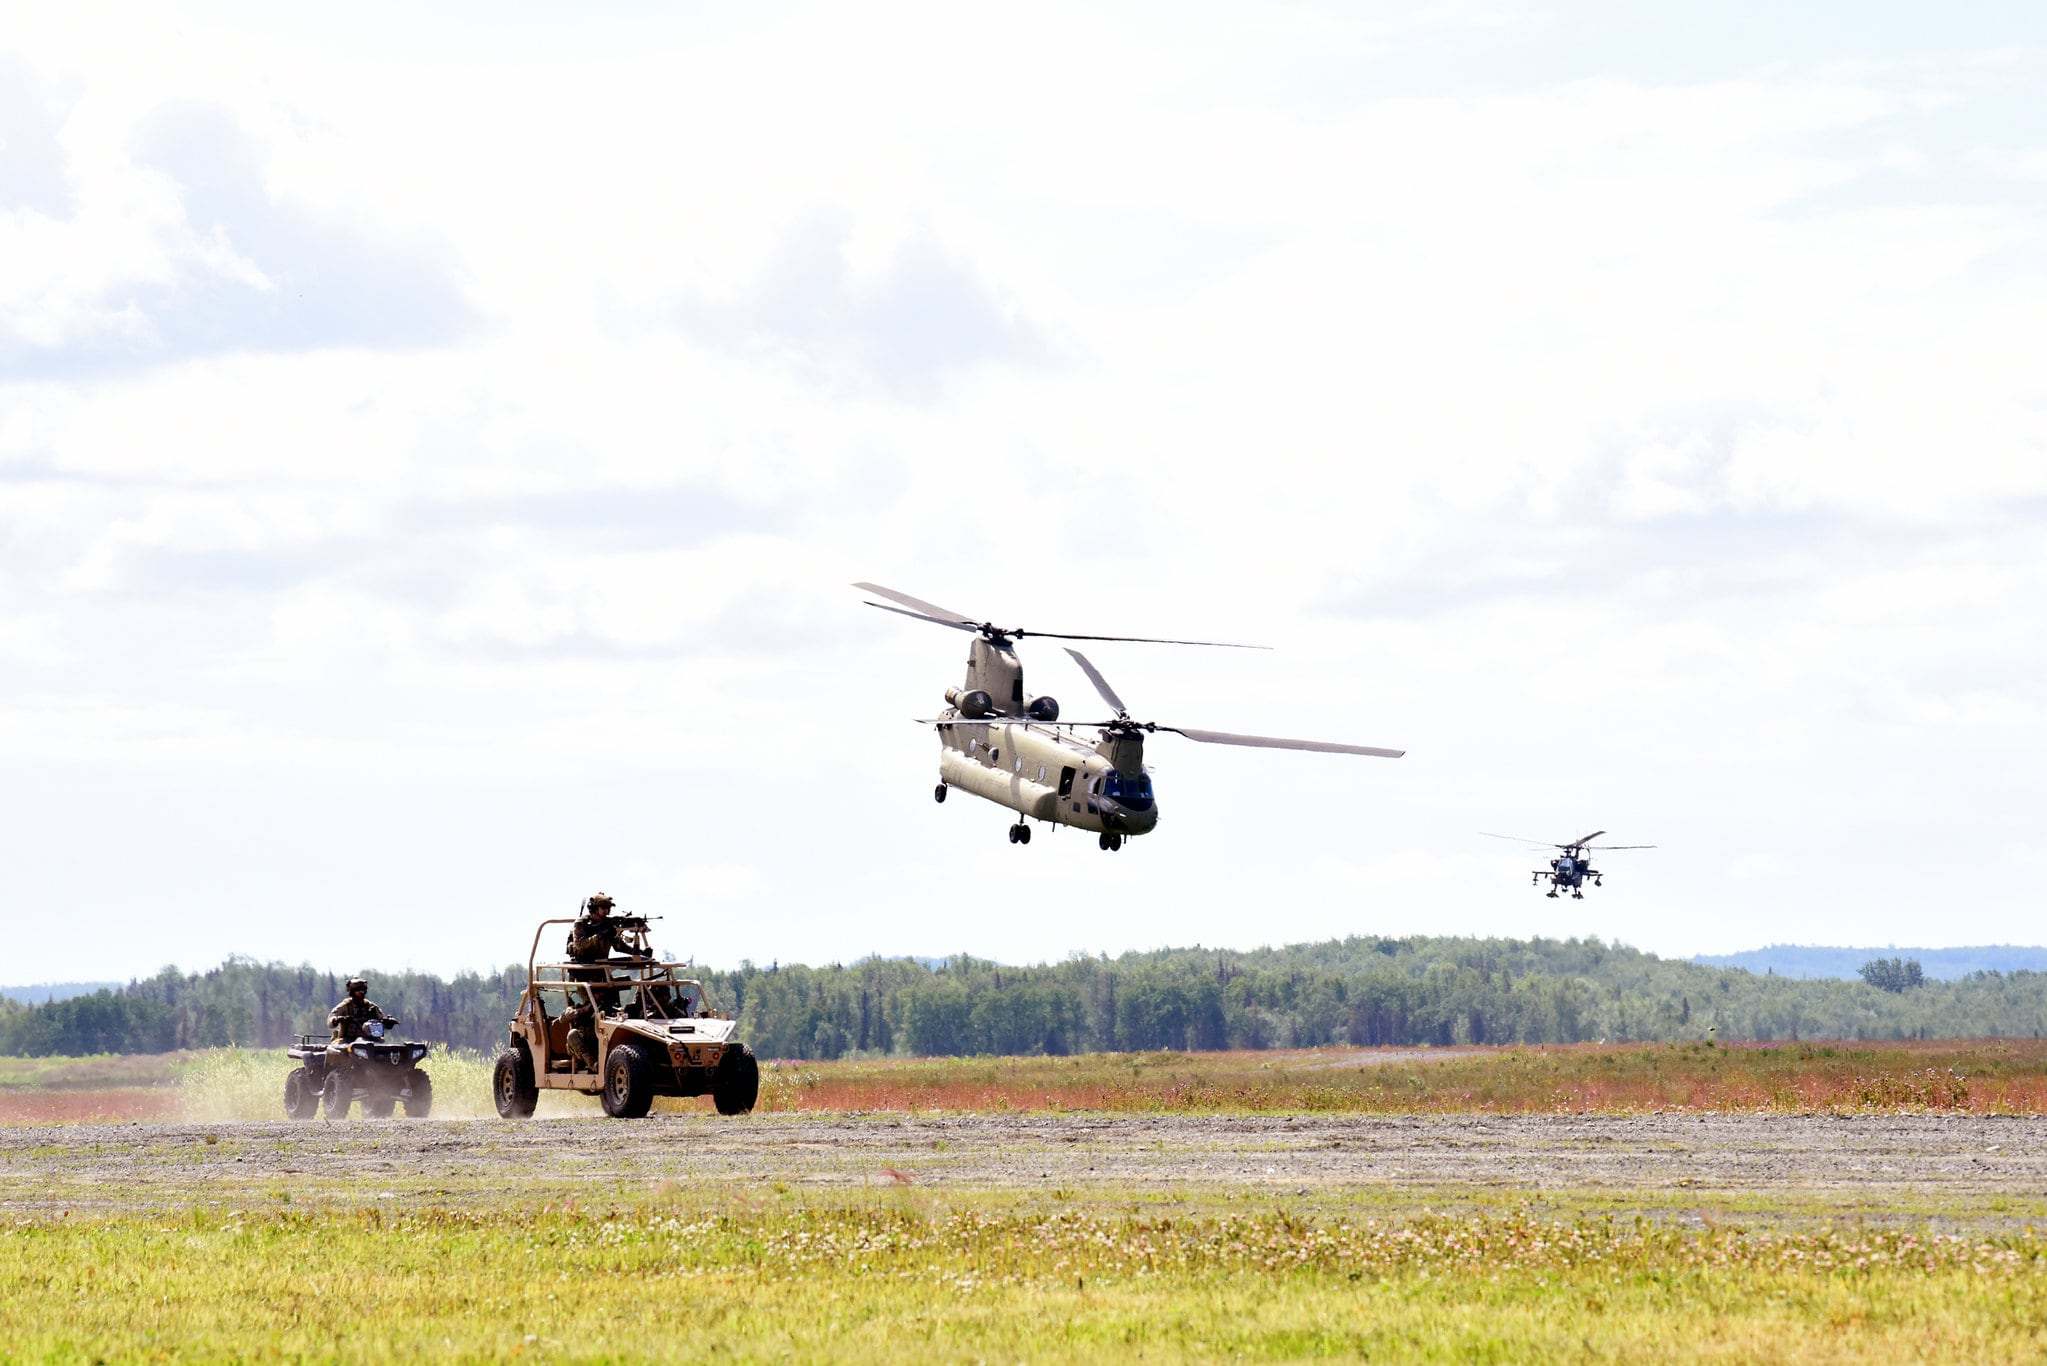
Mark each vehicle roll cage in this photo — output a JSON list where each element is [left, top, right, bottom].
[[519, 918, 727, 1021]]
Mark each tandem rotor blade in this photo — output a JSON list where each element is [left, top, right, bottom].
[[1162, 726, 1404, 758], [864, 599, 978, 632], [1064, 648, 1129, 715], [853, 582, 980, 629], [1021, 629, 1267, 648]]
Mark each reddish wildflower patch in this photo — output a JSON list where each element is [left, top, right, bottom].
[[750, 1040, 2047, 1115], [0, 1088, 178, 1124]]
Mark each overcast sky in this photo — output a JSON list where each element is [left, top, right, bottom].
[[4, 3, 2044, 984]]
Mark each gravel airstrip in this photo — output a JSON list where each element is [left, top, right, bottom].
[[4, 1113, 2043, 1219]]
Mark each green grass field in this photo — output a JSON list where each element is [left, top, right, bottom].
[[5, 1198, 2045, 1361]]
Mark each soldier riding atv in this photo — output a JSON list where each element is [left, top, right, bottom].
[[283, 976, 433, 1120], [493, 899, 758, 1120]]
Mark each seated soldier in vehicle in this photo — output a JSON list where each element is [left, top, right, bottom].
[[326, 977, 388, 1074], [563, 996, 598, 1071]]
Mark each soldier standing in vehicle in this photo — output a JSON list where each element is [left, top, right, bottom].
[[567, 892, 634, 1010], [326, 977, 388, 1075]]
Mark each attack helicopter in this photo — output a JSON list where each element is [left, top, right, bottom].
[[856, 583, 1403, 850], [1481, 830, 1655, 898]]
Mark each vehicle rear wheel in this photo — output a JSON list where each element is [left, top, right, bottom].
[[283, 1067, 319, 1120], [602, 1043, 654, 1119], [404, 1070, 434, 1118], [321, 1071, 352, 1120], [494, 1048, 538, 1119], [713, 1043, 759, 1116]]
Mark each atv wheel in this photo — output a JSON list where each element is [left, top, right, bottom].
[[283, 1067, 319, 1120], [713, 1043, 760, 1116], [404, 1070, 434, 1118], [321, 1071, 352, 1120], [493, 1048, 537, 1119], [601, 1042, 655, 1119]]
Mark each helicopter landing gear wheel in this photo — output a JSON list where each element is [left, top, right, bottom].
[[934, 784, 947, 803], [1008, 822, 1031, 844], [1097, 833, 1122, 852]]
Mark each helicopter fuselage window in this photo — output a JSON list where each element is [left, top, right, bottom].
[[990, 748, 1000, 765], [1058, 766, 1076, 797]]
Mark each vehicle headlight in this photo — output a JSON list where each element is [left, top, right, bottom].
[[410, 1046, 425, 1060], [352, 1046, 369, 1057]]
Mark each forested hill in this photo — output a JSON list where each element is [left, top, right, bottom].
[[5, 937, 2047, 1059], [1693, 945, 2047, 981]]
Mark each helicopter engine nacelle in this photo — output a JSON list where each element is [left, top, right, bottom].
[[1025, 695, 1059, 722], [946, 688, 997, 718]]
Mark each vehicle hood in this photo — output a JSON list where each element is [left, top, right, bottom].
[[615, 1017, 739, 1045]]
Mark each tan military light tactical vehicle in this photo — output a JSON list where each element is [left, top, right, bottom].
[[492, 919, 759, 1119]]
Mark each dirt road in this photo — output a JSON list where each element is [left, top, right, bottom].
[[4, 1112, 2043, 1218]]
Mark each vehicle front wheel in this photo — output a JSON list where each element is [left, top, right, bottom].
[[321, 1071, 352, 1121], [404, 1070, 434, 1119], [493, 1048, 538, 1120], [713, 1043, 759, 1116], [283, 1066, 319, 1120], [602, 1043, 654, 1119]]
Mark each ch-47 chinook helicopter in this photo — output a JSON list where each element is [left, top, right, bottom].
[[856, 583, 1404, 850], [1481, 830, 1656, 898]]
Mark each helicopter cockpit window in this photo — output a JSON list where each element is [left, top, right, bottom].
[[1101, 770, 1155, 811]]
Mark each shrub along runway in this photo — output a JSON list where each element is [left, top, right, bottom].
[[4, 1112, 2046, 1221]]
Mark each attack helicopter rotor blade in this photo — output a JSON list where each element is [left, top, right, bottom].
[[852, 582, 980, 629], [863, 599, 978, 632], [1063, 648, 1130, 715], [1570, 830, 1607, 848], [1480, 831, 1562, 848], [1160, 726, 1404, 758], [1584, 844, 1656, 851]]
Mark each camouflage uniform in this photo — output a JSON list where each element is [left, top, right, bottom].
[[563, 999, 598, 1071], [566, 912, 631, 963], [328, 994, 389, 1042], [566, 894, 634, 1011], [326, 987, 388, 1073]]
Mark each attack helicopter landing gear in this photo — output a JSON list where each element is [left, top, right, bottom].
[[1007, 822, 1032, 844], [1097, 833, 1123, 852]]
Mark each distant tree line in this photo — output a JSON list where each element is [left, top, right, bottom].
[[3, 938, 2044, 1059], [0, 959, 525, 1056]]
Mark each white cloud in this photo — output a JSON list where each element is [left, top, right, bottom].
[[3, 2, 2046, 980]]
